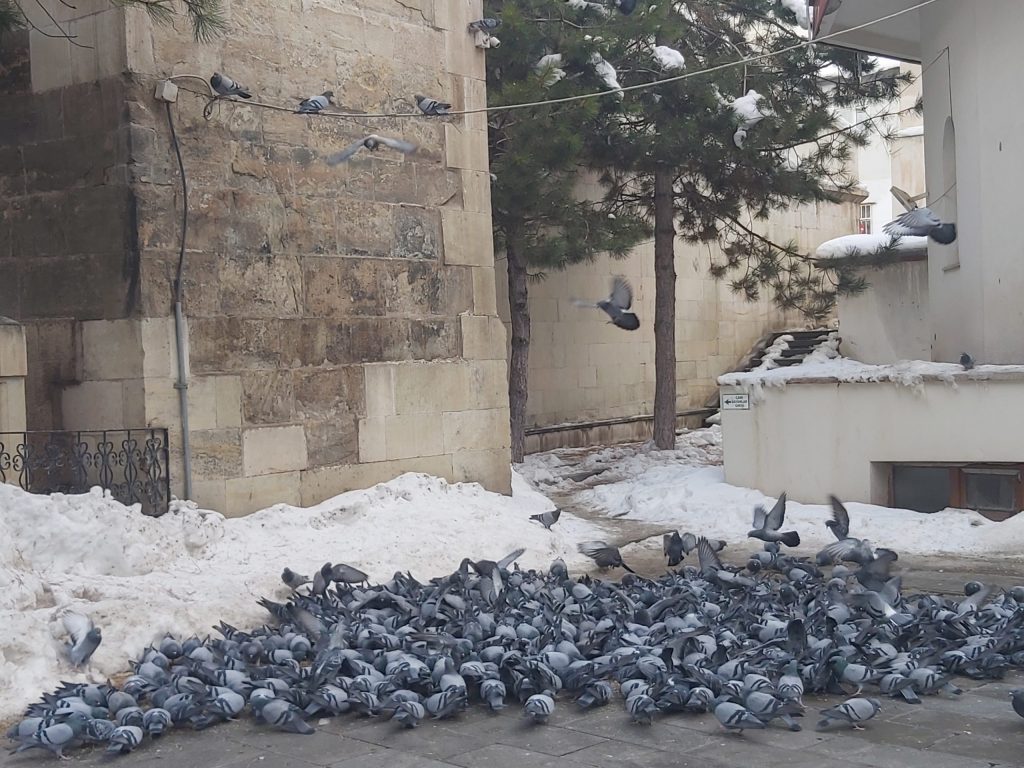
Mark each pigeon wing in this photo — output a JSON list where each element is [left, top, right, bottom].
[[764, 492, 788, 532], [751, 504, 767, 530], [696, 536, 723, 572], [610, 277, 633, 310], [496, 547, 526, 570], [325, 138, 370, 165], [577, 541, 609, 559], [828, 495, 850, 540], [62, 612, 93, 645], [662, 533, 672, 557], [883, 208, 940, 237], [376, 135, 418, 154]]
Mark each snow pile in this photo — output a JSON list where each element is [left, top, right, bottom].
[[535, 53, 566, 86], [590, 53, 623, 94], [566, 0, 610, 14], [751, 333, 793, 371], [523, 439, 1024, 562], [720, 356, 1024, 389], [652, 45, 686, 70], [729, 89, 768, 127], [814, 232, 928, 260], [779, 0, 809, 29], [0, 472, 603, 722]]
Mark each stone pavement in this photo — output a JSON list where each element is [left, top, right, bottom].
[[5, 554, 1024, 768]]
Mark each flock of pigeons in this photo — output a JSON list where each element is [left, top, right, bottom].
[[8, 493, 1024, 759]]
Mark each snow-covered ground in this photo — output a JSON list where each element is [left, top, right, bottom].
[[0, 472, 603, 723], [522, 426, 1024, 560]]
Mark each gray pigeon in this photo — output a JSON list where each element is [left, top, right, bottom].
[[1010, 690, 1024, 719], [817, 697, 881, 730], [467, 18, 501, 31], [626, 693, 658, 725], [663, 531, 684, 566], [296, 91, 334, 114], [392, 700, 426, 728], [104, 725, 144, 756], [415, 94, 452, 115], [573, 276, 640, 331], [210, 72, 251, 99], [577, 541, 635, 573], [142, 708, 172, 737], [480, 678, 506, 711], [883, 207, 956, 244], [747, 493, 800, 548], [960, 352, 974, 370], [325, 135, 417, 165], [281, 567, 310, 590], [252, 698, 314, 734], [530, 508, 561, 530], [713, 701, 767, 733], [62, 611, 102, 667], [13, 721, 84, 758], [329, 563, 370, 584], [523, 693, 555, 724]]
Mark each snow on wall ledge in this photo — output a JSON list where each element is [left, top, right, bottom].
[[814, 233, 928, 260], [0, 472, 603, 723]]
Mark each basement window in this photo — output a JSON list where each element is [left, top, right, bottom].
[[963, 467, 1020, 516], [891, 465, 951, 514], [886, 463, 1024, 520]]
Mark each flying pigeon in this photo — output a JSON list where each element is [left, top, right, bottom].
[[883, 207, 957, 244], [748, 493, 800, 547], [663, 531, 685, 566], [530, 508, 562, 530], [817, 697, 881, 730], [325, 135, 417, 165], [467, 18, 501, 31], [415, 94, 452, 115], [62, 611, 102, 667], [577, 541, 635, 572], [960, 352, 974, 370], [573, 276, 640, 330], [296, 91, 334, 114], [210, 72, 251, 99]]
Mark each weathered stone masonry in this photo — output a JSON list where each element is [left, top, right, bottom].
[[0, 0, 512, 514]]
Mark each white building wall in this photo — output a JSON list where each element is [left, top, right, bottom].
[[838, 260, 930, 364], [721, 377, 1024, 505]]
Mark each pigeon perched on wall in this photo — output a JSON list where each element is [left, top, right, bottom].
[[210, 72, 251, 99], [883, 207, 957, 244], [960, 353, 974, 370], [62, 612, 102, 668], [748, 493, 800, 548], [296, 91, 334, 114], [577, 541, 635, 572], [467, 18, 501, 31], [573, 276, 641, 331], [415, 94, 452, 115], [325, 135, 417, 165], [530, 508, 562, 529]]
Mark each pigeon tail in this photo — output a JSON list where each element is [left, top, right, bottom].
[[779, 531, 801, 548]]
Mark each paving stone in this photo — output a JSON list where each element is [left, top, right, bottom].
[[447, 744, 587, 768], [453, 717, 609, 756], [567, 741, 734, 768], [929, 732, 1024, 767], [328, 748, 458, 768], [558, 707, 702, 750], [222, 720, 381, 767], [220, 754, 324, 768], [828, 716, 948, 749], [888, 704, 1022, 738], [803, 734, 998, 768], [885, 692, 1012, 720], [337, 717, 492, 760], [688, 736, 859, 768]]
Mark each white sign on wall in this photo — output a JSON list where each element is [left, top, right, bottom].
[[721, 393, 750, 411]]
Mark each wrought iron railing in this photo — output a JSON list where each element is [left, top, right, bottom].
[[0, 429, 170, 517]]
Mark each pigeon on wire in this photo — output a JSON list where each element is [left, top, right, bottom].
[[572, 276, 640, 331], [960, 353, 974, 370], [415, 94, 452, 116], [62, 611, 102, 668], [210, 72, 251, 99], [530, 508, 562, 530], [883, 207, 957, 244], [325, 135, 417, 165], [747, 493, 800, 548], [296, 91, 334, 114], [577, 541, 635, 572]]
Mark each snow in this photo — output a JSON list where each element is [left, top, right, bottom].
[[729, 89, 768, 127], [719, 355, 1024, 389], [652, 45, 686, 71], [0, 472, 604, 722], [750, 333, 794, 372], [535, 54, 567, 86], [589, 53, 623, 94], [520, 427, 1024, 563], [814, 232, 929, 260], [779, 0, 809, 29], [566, 0, 610, 14], [895, 125, 924, 138]]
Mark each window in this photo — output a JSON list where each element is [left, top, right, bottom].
[[891, 465, 951, 513], [963, 468, 1020, 515], [858, 204, 873, 235], [886, 463, 1024, 521]]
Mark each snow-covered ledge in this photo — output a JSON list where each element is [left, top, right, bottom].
[[719, 357, 1024, 508]]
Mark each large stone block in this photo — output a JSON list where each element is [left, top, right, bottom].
[[299, 453, 454, 506], [219, 253, 302, 318], [140, 317, 177, 379], [392, 206, 441, 260], [302, 256, 385, 318], [61, 379, 125, 430], [471, 267, 498, 316], [190, 478, 226, 514], [442, 408, 510, 453], [0, 378, 27, 433], [293, 366, 365, 418], [384, 412, 444, 460], [451, 448, 511, 494], [191, 428, 243, 481], [242, 424, 308, 475], [393, 361, 468, 415], [466, 359, 508, 410], [441, 208, 493, 267], [379, 260, 444, 317], [305, 415, 359, 467], [0, 320, 28, 377], [241, 370, 295, 425], [410, 318, 460, 360], [357, 416, 386, 463], [364, 364, 395, 418], [224, 470, 302, 517]]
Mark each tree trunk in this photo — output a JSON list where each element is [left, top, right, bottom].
[[506, 236, 530, 463], [652, 167, 677, 450]]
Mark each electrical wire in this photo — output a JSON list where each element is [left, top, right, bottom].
[[167, 0, 939, 122]]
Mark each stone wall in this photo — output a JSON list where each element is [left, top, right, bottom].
[[496, 195, 859, 447], [1, 0, 511, 514]]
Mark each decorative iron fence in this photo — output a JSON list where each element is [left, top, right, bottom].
[[0, 429, 170, 517]]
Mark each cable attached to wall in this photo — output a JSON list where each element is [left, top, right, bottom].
[[164, 102, 194, 501]]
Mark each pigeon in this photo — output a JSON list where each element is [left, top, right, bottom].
[[613, 0, 636, 13], [142, 708, 172, 737], [663, 531, 685, 566], [415, 94, 452, 115], [480, 678, 507, 711], [210, 72, 251, 99], [329, 563, 370, 584], [626, 693, 658, 724], [577, 541, 635, 572], [530, 508, 561, 530], [523, 693, 555, 724], [296, 91, 334, 114], [252, 698, 315, 734], [960, 353, 974, 370], [817, 697, 881, 730], [573, 276, 640, 331], [733, 127, 748, 148], [825, 495, 850, 540], [392, 700, 426, 728], [104, 725, 144, 756], [325, 135, 417, 165], [883, 207, 957, 244], [1011, 690, 1024, 719], [62, 611, 102, 667], [748, 493, 800, 547], [714, 701, 767, 733], [467, 18, 501, 31], [281, 567, 310, 590]]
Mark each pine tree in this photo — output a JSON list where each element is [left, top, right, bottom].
[[560, 0, 911, 447], [485, 0, 649, 462], [1, 0, 225, 42]]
